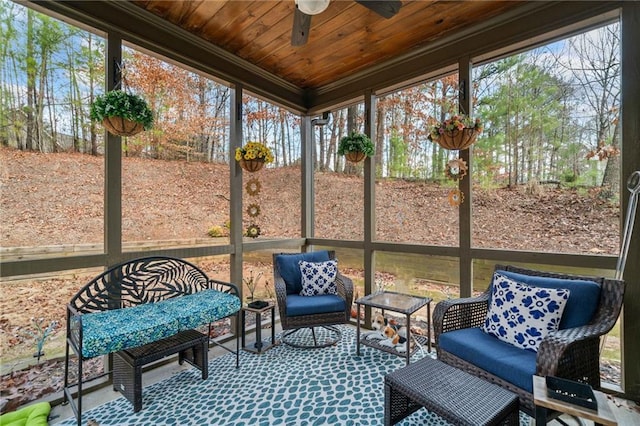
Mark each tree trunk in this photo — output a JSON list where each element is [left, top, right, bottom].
[[87, 34, 99, 156], [317, 116, 325, 171], [375, 103, 384, 177], [343, 105, 359, 175], [325, 113, 337, 171], [25, 10, 36, 151], [279, 110, 287, 166], [335, 110, 346, 172], [197, 76, 208, 158], [47, 65, 57, 152], [600, 119, 621, 200], [35, 49, 49, 152]]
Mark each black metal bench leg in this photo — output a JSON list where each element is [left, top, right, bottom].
[[77, 356, 83, 426], [63, 340, 71, 404]]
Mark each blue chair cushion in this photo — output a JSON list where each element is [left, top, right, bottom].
[[285, 294, 346, 317], [276, 251, 331, 295], [80, 289, 240, 358], [439, 327, 537, 392], [497, 270, 601, 329]]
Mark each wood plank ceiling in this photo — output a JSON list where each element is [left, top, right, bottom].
[[131, 0, 525, 91]]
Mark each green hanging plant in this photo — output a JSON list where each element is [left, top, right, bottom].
[[90, 90, 154, 136], [337, 131, 375, 162]]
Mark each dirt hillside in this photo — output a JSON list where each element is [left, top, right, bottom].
[[0, 146, 619, 253]]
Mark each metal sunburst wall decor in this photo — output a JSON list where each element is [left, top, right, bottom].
[[245, 177, 262, 238]]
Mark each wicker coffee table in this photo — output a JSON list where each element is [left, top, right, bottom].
[[384, 357, 519, 425]]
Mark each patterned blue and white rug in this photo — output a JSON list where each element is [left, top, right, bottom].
[[56, 326, 530, 425]]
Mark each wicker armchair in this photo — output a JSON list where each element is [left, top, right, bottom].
[[273, 251, 354, 348], [433, 264, 625, 416]]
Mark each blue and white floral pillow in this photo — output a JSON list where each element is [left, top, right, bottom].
[[482, 272, 570, 352], [299, 259, 338, 296]]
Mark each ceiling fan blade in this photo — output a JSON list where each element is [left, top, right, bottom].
[[355, 0, 401, 19], [291, 7, 312, 46]]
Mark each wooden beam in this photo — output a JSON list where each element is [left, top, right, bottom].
[[0, 255, 106, 278], [458, 56, 472, 298], [105, 33, 122, 267], [621, 0, 640, 402], [364, 90, 376, 325], [301, 115, 314, 238], [229, 83, 243, 292]]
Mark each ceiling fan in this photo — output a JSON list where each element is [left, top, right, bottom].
[[291, 0, 402, 46]]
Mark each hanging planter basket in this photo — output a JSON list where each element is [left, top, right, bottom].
[[436, 127, 479, 151], [235, 142, 273, 172], [102, 116, 145, 137], [345, 151, 367, 163], [239, 158, 265, 173], [338, 132, 374, 163], [91, 90, 154, 137]]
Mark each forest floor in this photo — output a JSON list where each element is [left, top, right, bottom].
[[0, 146, 623, 413]]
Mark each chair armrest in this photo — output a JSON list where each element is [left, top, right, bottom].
[[536, 322, 613, 386], [433, 292, 490, 343], [335, 273, 354, 312], [336, 272, 353, 322], [537, 276, 624, 387], [274, 275, 288, 320], [66, 304, 83, 357], [208, 279, 240, 298]]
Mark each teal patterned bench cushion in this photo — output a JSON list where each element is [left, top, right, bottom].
[[158, 289, 242, 330], [80, 289, 241, 358]]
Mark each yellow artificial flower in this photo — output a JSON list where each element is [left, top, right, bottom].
[[235, 141, 274, 164]]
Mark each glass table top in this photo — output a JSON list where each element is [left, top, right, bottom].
[[356, 291, 431, 314]]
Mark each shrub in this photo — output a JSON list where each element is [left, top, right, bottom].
[[207, 225, 225, 237]]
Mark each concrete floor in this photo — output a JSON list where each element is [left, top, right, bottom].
[[48, 324, 640, 426]]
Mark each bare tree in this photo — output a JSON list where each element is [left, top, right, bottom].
[[566, 24, 621, 199]]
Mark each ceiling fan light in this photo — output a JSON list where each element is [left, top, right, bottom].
[[296, 0, 330, 15]]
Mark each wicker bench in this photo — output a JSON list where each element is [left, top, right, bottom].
[[384, 357, 519, 425], [113, 329, 209, 412], [63, 256, 242, 426]]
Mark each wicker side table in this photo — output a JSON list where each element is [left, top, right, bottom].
[[384, 357, 519, 425], [113, 329, 209, 412]]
